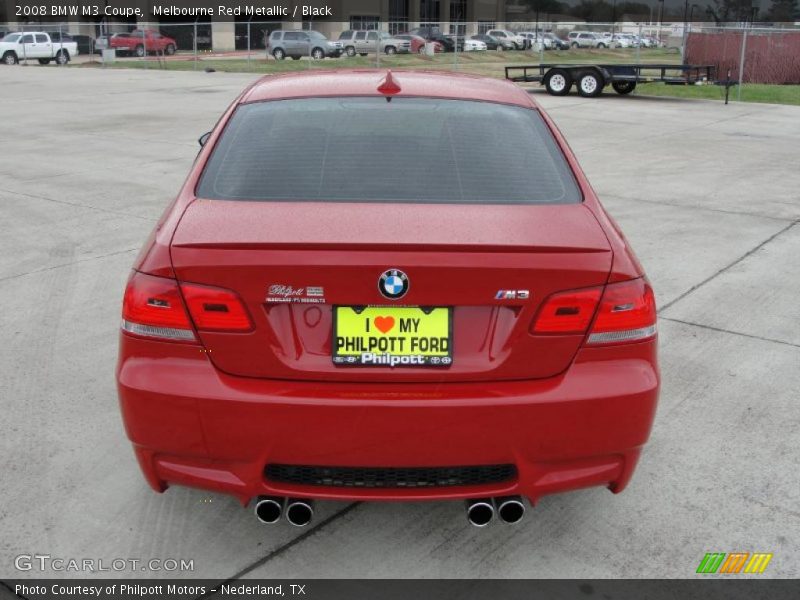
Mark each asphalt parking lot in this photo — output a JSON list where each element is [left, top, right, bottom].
[[1, 67, 798, 580]]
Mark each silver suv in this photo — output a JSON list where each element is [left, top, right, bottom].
[[267, 30, 343, 60], [338, 30, 411, 56], [568, 32, 616, 49]]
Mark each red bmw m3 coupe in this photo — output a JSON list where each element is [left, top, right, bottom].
[[117, 70, 659, 527]]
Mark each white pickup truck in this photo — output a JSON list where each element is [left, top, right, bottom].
[[1, 32, 78, 65]]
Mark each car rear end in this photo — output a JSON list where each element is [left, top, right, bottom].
[[117, 71, 658, 524], [384, 36, 411, 54]]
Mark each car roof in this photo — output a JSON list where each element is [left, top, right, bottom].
[[242, 70, 538, 108]]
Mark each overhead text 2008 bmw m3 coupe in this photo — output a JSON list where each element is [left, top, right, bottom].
[[116, 70, 659, 527]]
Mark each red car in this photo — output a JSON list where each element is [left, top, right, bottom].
[[117, 70, 659, 528], [100, 29, 177, 57], [396, 33, 443, 54]]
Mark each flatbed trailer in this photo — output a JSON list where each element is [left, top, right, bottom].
[[505, 63, 716, 98]]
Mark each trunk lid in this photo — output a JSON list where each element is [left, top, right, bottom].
[[170, 200, 612, 382]]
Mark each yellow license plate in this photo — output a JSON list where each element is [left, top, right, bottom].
[[333, 306, 452, 367]]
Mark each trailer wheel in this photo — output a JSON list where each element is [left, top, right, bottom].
[[577, 70, 604, 97], [544, 69, 572, 96], [612, 80, 637, 95]]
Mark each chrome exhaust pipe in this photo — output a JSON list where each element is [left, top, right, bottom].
[[465, 498, 495, 527], [254, 496, 284, 524], [285, 498, 314, 527], [496, 496, 526, 524]]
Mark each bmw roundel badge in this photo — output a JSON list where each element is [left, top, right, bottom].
[[379, 269, 409, 300]]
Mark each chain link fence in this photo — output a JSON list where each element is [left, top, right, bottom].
[[1, 20, 797, 103]]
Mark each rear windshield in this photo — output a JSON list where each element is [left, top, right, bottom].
[[196, 97, 581, 205]]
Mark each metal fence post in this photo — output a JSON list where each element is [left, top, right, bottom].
[[636, 23, 642, 64], [58, 24, 64, 66], [737, 24, 747, 102], [453, 30, 458, 71], [193, 21, 198, 70], [247, 20, 251, 70]]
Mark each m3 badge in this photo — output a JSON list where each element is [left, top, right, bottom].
[[495, 289, 530, 300]]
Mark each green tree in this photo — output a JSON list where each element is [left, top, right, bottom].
[[765, 0, 799, 21], [704, 0, 758, 23]]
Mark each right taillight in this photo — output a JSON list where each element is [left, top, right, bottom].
[[121, 271, 196, 342], [531, 287, 602, 334], [587, 278, 657, 345]]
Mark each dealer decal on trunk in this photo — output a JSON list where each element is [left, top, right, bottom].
[[265, 284, 325, 304]]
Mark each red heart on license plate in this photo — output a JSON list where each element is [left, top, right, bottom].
[[374, 316, 395, 334]]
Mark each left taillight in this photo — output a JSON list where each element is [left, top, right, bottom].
[[121, 273, 254, 341], [121, 271, 196, 342], [180, 282, 253, 332]]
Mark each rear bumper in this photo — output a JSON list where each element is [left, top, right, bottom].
[[117, 335, 659, 504]]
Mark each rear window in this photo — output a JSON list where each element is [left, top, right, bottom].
[[196, 97, 581, 205]]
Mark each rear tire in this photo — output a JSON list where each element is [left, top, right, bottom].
[[577, 70, 604, 97], [612, 80, 637, 95], [571, 42, 579, 48], [272, 48, 285, 60], [165, 44, 176, 56], [385, 46, 396, 55], [135, 44, 145, 57], [55, 51, 69, 65], [544, 69, 572, 96], [345, 46, 356, 57]]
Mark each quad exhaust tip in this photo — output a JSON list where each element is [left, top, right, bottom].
[[496, 496, 526, 524], [257, 495, 521, 527], [254, 496, 284, 524], [466, 498, 495, 527], [466, 496, 526, 527], [285, 499, 314, 527]]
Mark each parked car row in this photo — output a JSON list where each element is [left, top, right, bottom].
[[264, 28, 581, 60], [0, 26, 664, 65], [569, 31, 664, 49], [267, 29, 454, 59]]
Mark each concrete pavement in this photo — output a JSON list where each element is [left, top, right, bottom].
[[0, 67, 798, 580]]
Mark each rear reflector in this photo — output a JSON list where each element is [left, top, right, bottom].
[[122, 272, 196, 342], [532, 287, 602, 334], [180, 283, 253, 332], [587, 278, 657, 345]]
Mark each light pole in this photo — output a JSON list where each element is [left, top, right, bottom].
[[689, 3, 699, 23], [611, 0, 617, 37], [681, 0, 690, 63]]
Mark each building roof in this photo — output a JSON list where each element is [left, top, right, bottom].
[[241, 69, 537, 108]]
